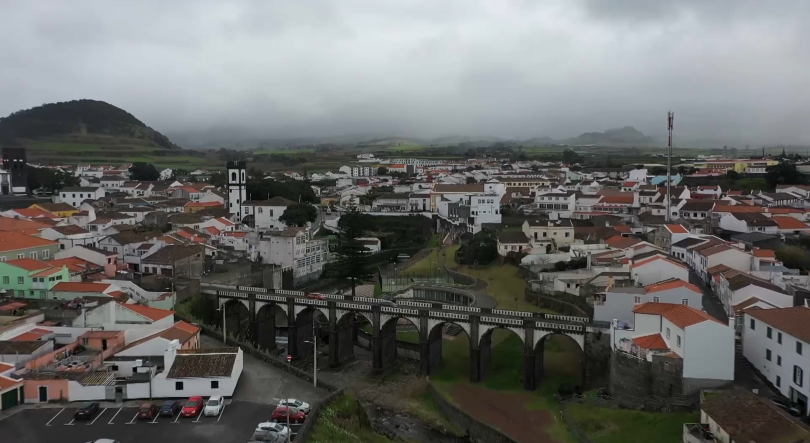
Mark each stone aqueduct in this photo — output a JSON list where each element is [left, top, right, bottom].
[[202, 284, 610, 391]]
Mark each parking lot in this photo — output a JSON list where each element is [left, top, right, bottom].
[[0, 400, 303, 443]]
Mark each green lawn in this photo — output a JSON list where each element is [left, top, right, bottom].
[[565, 403, 698, 443]]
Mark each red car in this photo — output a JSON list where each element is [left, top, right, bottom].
[[306, 293, 326, 300], [182, 396, 204, 417], [137, 403, 158, 420], [271, 406, 306, 424]]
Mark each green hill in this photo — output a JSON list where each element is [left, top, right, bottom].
[[0, 100, 214, 168]]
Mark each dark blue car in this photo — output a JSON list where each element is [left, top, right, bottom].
[[160, 400, 181, 417]]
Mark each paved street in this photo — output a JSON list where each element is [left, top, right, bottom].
[[689, 270, 728, 323], [201, 334, 328, 405]]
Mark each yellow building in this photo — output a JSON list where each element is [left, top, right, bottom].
[[30, 202, 80, 217], [690, 159, 778, 174]]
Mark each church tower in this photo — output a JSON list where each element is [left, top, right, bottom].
[[227, 160, 247, 219]]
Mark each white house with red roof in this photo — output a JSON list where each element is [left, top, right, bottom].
[[630, 256, 689, 286], [771, 216, 810, 234], [612, 302, 734, 393], [692, 243, 752, 282], [595, 278, 704, 323], [72, 302, 175, 331]]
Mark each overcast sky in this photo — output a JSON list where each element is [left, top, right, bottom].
[[2, 0, 809, 144]]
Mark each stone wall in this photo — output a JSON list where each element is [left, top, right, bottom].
[[609, 349, 687, 397], [295, 388, 345, 443], [427, 381, 518, 443], [356, 329, 421, 361], [583, 329, 611, 390]]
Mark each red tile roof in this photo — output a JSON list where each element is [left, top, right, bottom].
[[11, 328, 51, 341], [632, 333, 669, 350], [752, 248, 776, 258], [6, 258, 51, 271], [120, 303, 174, 321], [633, 302, 725, 328], [0, 232, 58, 253], [613, 225, 632, 234], [32, 267, 64, 277], [645, 279, 702, 295], [665, 224, 688, 234], [184, 201, 223, 208], [605, 236, 642, 249], [600, 195, 634, 204], [0, 217, 53, 233], [51, 282, 111, 293], [0, 302, 26, 312], [699, 244, 735, 257], [771, 217, 810, 230], [631, 256, 687, 270], [712, 205, 765, 214], [11, 208, 57, 218]]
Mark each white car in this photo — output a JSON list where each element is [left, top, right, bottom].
[[278, 398, 310, 414], [203, 395, 224, 417], [252, 422, 291, 441]]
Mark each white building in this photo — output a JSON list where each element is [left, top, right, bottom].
[[72, 302, 175, 331], [630, 256, 689, 286], [719, 213, 779, 234], [613, 302, 735, 393], [59, 187, 106, 208], [258, 227, 328, 282], [717, 272, 793, 317], [742, 307, 810, 414], [594, 279, 704, 324], [242, 197, 297, 230], [227, 161, 247, 218], [692, 244, 752, 282]]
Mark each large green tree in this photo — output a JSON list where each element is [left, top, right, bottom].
[[129, 162, 159, 181], [331, 207, 374, 297], [27, 167, 79, 192], [279, 203, 317, 227], [766, 163, 809, 188]]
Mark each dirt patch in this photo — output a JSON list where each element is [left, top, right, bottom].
[[448, 383, 560, 443]]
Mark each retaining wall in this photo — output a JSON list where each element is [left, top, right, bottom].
[[426, 381, 518, 443], [294, 388, 345, 443]]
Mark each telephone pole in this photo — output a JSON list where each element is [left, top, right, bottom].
[[666, 111, 674, 223]]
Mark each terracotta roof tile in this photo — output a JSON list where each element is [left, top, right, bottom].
[[6, 258, 51, 271], [771, 216, 810, 230], [633, 302, 725, 328], [645, 279, 702, 295], [120, 303, 174, 322], [0, 232, 58, 253], [631, 256, 687, 270], [665, 224, 688, 234], [632, 333, 669, 350], [51, 282, 111, 293]]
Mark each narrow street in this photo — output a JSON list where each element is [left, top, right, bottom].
[[689, 270, 728, 323]]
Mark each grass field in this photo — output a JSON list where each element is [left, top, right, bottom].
[[26, 141, 217, 168], [307, 393, 391, 443], [564, 403, 698, 443]]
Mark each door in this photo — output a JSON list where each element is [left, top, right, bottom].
[[38, 386, 48, 402], [2, 388, 19, 410]]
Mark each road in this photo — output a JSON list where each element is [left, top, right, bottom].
[[200, 334, 327, 405], [689, 270, 728, 323]]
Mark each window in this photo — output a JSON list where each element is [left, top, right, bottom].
[[778, 332, 783, 344], [258, 207, 263, 214], [17, 253, 24, 259], [565, 232, 570, 237], [766, 349, 772, 361], [797, 341, 803, 355], [794, 366, 804, 387], [778, 355, 782, 366], [767, 327, 772, 339], [17, 277, 23, 284], [39, 291, 45, 297], [1, 277, 6, 284], [653, 296, 660, 303], [666, 328, 670, 339], [211, 381, 219, 389], [750, 319, 756, 330], [681, 299, 688, 306], [634, 296, 641, 304], [776, 376, 781, 387], [677, 336, 681, 347], [82, 338, 89, 345], [175, 381, 184, 391]]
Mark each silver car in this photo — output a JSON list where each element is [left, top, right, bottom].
[[278, 398, 311, 414], [252, 422, 291, 442]]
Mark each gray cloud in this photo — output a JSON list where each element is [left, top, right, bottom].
[[1, 0, 809, 145]]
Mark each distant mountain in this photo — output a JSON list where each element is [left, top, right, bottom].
[[0, 99, 181, 150], [563, 126, 654, 146]]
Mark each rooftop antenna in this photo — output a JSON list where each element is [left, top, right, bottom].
[[666, 111, 674, 223]]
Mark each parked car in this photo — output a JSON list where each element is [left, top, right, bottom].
[[306, 293, 326, 300], [203, 395, 224, 417], [137, 403, 158, 420], [182, 396, 204, 417], [74, 402, 100, 420], [270, 406, 306, 424], [252, 422, 291, 441], [277, 398, 311, 414], [377, 299, 396, 308], [159, 400, 181, 417]]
